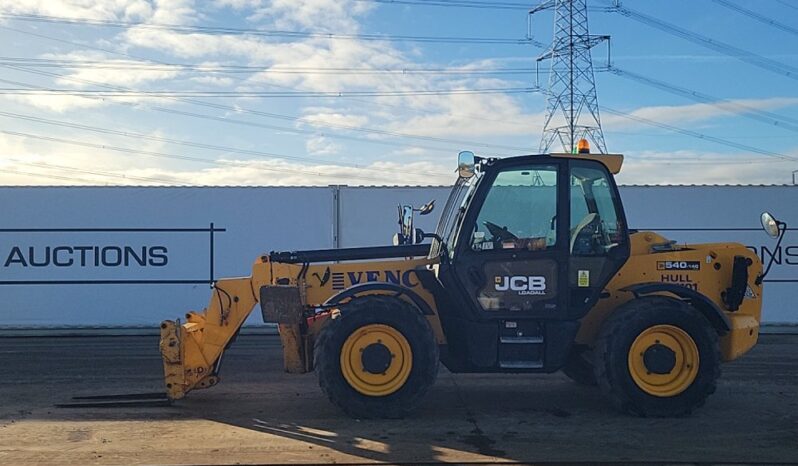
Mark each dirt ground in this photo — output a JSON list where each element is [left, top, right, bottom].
[[1, 334, 796, 465]]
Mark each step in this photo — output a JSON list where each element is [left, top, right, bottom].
[[499, 360, 545, 369], [499, 336, 544, 344]]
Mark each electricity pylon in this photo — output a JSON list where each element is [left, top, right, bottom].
[[532, 0, 609, 154]]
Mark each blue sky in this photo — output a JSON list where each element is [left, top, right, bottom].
[[0, 0, 796, 186]]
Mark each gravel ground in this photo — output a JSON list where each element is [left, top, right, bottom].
[[1, 334, 796, 465]]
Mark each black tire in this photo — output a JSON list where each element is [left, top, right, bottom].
[[594, 296, 721, 417], [562, 346, 597, 386], [314, 295, 439, 419]]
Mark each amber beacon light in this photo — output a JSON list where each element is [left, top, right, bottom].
[[577, 138, 591, 154]]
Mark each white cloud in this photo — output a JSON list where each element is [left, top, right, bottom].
[[189, 75, 234, 86], [0, 0, 154, 21], [300, 108, 370, 129], [56, 63, 181, 88], [385, 92, 542, 138], [250, 0, 374, 30], [2, 94, 107, 113], [305, 135, 341, 156], [604, 98, 798, 130], [3, 0, 795, 188], [615, 150, 798, 186]]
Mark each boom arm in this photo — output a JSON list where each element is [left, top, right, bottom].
[[160, 276, 259, 400]]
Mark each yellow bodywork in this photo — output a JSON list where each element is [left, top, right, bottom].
[[160, 230, 763, 400], [158, 153, 763, 401], [161, 255, 440, 400], [577, 232, 763, 362]]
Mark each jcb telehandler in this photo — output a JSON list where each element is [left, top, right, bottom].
[[156, 149, 783, 418]]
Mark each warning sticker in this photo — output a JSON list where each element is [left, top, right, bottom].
[[578, 270, 590, 288]]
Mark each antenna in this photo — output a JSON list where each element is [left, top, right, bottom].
[[532, 0, 609, 154]]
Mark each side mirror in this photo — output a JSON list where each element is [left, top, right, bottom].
[[757, 212, 788, 285], [761, 212, 781, 238], [401, 205, 414, 240], [458, 151, 475, 179], [418, 199, 435, 216]]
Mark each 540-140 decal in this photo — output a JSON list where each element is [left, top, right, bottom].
[[657, 261, 701, 271], [658, 260, 700, 291]]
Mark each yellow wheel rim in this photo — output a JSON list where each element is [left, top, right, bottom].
[[340, 324, 413, 397], [627, 324, 699, 397]]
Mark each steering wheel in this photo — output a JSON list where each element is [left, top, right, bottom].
[[570, 213, 597, 253], [483, 221, 518, 242]]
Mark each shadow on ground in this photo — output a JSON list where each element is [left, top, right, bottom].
[[1, 335, 797, 464]]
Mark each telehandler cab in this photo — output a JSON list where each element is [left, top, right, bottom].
[[156, 148, 781, 418]]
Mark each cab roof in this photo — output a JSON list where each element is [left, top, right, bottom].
[[482, 153, 624, 175], [549, 153, 624, 174]]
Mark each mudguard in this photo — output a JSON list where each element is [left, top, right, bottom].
[[323, 281, 435, 316], [621, 282, 731, 335]]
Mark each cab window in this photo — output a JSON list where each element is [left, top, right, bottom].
[[569, 162, 625, 256], [471, 165, 558, 251]]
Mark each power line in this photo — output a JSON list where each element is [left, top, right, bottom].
[[355, 0, 539, 10], [0, 86, 535, 98], [628, 157, 790, 166], [0, 130, 447, 184], [0, 57, 538, 76], [8, 160, 193, 185], [0, 110, 451, 180], [0, 13, 536, 45], [0, 167, 116, 185], [610, 2, 798, 81], [609, 67, 798, 133], [353, 0, 615, 12], [602, 106, 798, 163], [0, 25, 539, 150], [711, 0, 798, 37], [777, 0, 798, 11], [2, 64, 535, 154]]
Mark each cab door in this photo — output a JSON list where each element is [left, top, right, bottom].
[[566, 159, 630, 318], [447, 157, 630, 321], [451, 160, 569, 319], [436, 157, 629, 371]]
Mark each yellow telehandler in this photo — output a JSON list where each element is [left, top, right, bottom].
[[149, 149, 782, 418]]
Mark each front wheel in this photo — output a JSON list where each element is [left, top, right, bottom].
[[594, 296, 721, 417], [314, 295, 439, 419]]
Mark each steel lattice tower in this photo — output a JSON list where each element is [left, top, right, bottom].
[[533, 0, 609, 154]]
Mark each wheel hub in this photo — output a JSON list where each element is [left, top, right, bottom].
[[340, 324, 413, 397], [361, 342, 393, 374], [627, 324, 700, 398], [642, 343, 677, 375]]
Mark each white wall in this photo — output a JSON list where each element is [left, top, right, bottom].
[[0, 185, 795, 327], [0, 187, 334, 327]]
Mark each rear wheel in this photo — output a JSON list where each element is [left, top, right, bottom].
[[594, 296, 720, 417], [315, 295, 439, 419]]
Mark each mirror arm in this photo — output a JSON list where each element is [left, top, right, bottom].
[[756, 221, 787, 285], [422, 231, 443, 242]]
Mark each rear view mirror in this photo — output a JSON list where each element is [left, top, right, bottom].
[[458, 151, 475, 178], [761, 212, 781, 238], [401, 205, 414, 239], [418, 199, 435, 216]]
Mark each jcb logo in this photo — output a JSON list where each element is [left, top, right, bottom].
[[495, 276, 547, 295]]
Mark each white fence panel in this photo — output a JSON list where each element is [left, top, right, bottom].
[[0, 184, 795, 327], [0, 187, 334, 327]]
